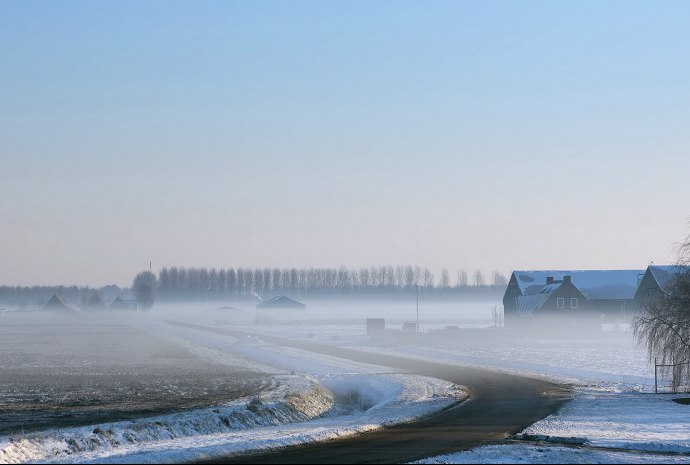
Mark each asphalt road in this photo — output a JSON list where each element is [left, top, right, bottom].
[[171, 322, 571, 464]]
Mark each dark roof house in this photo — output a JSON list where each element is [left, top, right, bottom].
[[514, 275, 589, 317]]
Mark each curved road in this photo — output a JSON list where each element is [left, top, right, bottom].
[[171, 322, 571, 464]]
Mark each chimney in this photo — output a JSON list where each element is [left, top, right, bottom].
[[546, 277, 554, 285], [563, 275, 572, 284]]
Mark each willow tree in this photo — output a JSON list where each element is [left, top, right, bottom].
[[633, 235, 690, 390], [133, 271, 158, 310]]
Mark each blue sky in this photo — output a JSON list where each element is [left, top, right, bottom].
[[1, 1, 689, 286]]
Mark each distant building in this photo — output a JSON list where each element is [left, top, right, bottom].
[[109, 296, 139, 311], [255, 296, 306, 310], [255, 296, 306, 324], [42, 294, 78, 313], [504, 270, 643, 325]]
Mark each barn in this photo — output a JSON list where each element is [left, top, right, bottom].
[[634, 265, 690, 305]]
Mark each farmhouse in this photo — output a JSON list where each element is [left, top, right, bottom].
[[503, 270, 644, 325]]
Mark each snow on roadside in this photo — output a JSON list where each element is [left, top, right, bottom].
[[413, 443, 690, 464], [519, 388, 690, 454]]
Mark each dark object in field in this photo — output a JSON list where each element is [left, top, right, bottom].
[[672, 397, 690, 405]]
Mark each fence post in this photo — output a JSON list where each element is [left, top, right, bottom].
[[655, 358, 658, 394]]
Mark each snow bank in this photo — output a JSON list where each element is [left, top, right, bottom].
[[0, 372, 466, 464], [0, 375, 332, 464]]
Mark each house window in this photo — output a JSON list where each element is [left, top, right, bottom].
[[571, 298, 579, 309], [556, 298, 565, 308]]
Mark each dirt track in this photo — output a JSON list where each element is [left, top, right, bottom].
[[172, 322, 571, 464]]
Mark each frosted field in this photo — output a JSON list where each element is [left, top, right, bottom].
[[3, 299, 688, 464], [0, 312, 268, 435]]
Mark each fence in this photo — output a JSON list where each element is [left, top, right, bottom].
[[654, 358, 690, 393]]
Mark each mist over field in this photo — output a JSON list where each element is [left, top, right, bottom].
[[3, 0, 690, 463]]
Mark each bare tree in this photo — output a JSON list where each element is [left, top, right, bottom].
[[473, 269, 485, 287], [633, 232, 690, 391], [440, 268, 450, 289], [456, 269, 468, 288], [492, 271, 507, 287]]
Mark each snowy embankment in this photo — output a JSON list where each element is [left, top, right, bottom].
[[0, 321, 466, 464]]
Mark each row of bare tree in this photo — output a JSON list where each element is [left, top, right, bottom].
[[157, 266, 508, 297]]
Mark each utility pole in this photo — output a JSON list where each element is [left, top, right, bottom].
[[415, 284, 419, 333]]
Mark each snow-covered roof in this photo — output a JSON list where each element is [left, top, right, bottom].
[[648, 265, 690, 291], [512, 270, 644, 300], [538, 283, 563, 295], [516, 295, 544, 317], [256, 296, 306, 309]]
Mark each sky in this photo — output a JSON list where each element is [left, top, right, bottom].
[[1, 0, 690, 287]]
